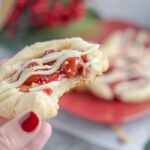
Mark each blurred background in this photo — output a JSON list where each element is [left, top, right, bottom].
[[0, 0, 150, 150]]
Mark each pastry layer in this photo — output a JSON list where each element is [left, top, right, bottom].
[[89, 30, 150, 103], [0, 37, 108, 118]]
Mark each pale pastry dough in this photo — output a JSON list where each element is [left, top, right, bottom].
[[0, 37, 108, 119], [89, 29, 150, 103]]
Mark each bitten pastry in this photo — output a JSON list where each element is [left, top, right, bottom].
[[0, 37, 108, 119], [89, 29, 150, 103]]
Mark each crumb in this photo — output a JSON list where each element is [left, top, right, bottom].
[[118, 131, 131, 144], [65, 61, 69, 65], [111, 125, 131, 144], [67, 69, 71, 73]]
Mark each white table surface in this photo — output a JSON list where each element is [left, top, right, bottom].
[[48, 110, 150, 150]]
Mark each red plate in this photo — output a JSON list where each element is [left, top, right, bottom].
[[60, 91, 150, 124], [60, 20, 150, 124], [95, 19, 141, 43]]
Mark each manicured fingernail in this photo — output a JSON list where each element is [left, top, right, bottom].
[[19, 111, 39, 133]]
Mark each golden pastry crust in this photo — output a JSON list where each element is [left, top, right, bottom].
[[0, 37, 108, 119]]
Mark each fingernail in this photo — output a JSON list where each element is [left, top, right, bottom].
[[19, 111, 39, 133]]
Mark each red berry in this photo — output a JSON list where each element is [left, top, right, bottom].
[[6, 0, 86, 29], [6, 0, 27, 27]]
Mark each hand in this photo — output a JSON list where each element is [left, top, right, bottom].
[[0, 111, 51, 150]]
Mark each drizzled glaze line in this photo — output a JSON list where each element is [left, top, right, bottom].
[[1, 49, 95, 92], [98, 30, 150, 101]]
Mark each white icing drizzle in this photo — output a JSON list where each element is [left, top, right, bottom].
[[31, 65, 52, 71], [83, 59, 98, 76], [99, 29, 150, 101], [3, 49, 94, 92]]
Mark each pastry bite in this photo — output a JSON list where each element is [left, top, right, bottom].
[[0, 37, 108, 119], [89, 29, 150, 103]]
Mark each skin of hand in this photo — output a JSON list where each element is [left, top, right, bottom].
[[0, 111, 52, 150]]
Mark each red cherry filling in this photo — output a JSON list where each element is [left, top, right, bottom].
[[43, 61, 55, 66], [61, 57, 84, 79], [43, 88, 53, 95], [43, 50, 57, 56], [19, 85, 30, 92], [81, 55, 88, 63], [18, 62, 40, 80], [23, 72, 60, 86], [26, 62, 40, 68], [43, 50, 57, 66], [18, 50, 89, 94]]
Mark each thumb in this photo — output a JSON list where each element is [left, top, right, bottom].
[[0, 111, 41, 150]]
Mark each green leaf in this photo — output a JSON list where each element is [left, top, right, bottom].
[[87, 9, 100, 19]]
